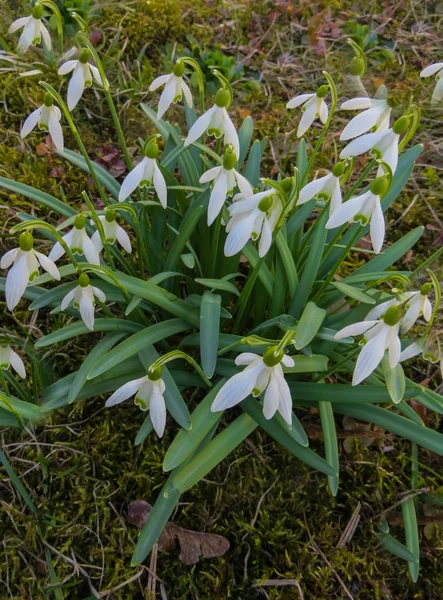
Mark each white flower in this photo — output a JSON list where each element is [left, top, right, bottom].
[[105, 371, 167, 437], [118, 143, 167, 207], [8, 6, 51, 54], [211, 349, 295, 424], [298, 164, 344, 216], [400, 337, 442, 375], [340, 97, 391, 141], [200, 147, 253, 225], [91, 213, 132, 253], [1, 232, 60, 311], [58, 48, 104, 111], [224, 189, 283, 258], [325, 176, 388, 254], [60, 274, 106, 331], [48, 216, 100, 266], [340, 116, 409, 176], [184, 88, 239, 156], [21, 94, 63, 152], [335, 305, 405, 385], [0, 344, 26, 378], [149, 62, 193, 119], [286, 86, 329, 138], [420, 63, 443, 105]]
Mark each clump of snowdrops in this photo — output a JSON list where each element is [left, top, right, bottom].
[[2, 2, 443, 577]]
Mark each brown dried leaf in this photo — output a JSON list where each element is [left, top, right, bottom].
[[128, 500, 230, 565]]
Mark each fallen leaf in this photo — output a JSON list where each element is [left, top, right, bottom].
[[128, 500, 230, 565]]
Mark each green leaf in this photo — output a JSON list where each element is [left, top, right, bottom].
[[164, 203, 205, 272], [294, 302, 326, 349], [0, 450, 37, 513], [379, 532, 418, 564], [275, 230, 298, 298], [87, 319, 191, 380], [0, 176, 75, 218], [181, 253, 195, 269], [195, 278, 239, 296], [289, 383, 416, 404], [401, 497, 420, 582], [134, 415, 154, 445], [331, 281, 376, 304], [382, 357, 406, 404], [200, 291, 221, 378], [125, 295, 143, 316], [319, 401, 339, 496], [242, 243, 274, 297], [283, 354, 328, 373], [243, 139, 265, 186], [166, 413, 257, 495], [237, 115, 254, 167], [35, 319, 143, 348], [297, 138, 308, 181], [0, 394, 42, 423], [58, 149, 121, 199], [68, 332, 125, 404], [163, 379, 226, 471]]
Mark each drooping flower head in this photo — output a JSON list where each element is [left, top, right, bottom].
[[298, 162, 345, 217], [0, 341, 26, 379], [58, 48, 104, 111], [184, 88, 240, 156], [340, 96, 391, 141], [211, 347, 295, 423], [8, 5, 51, 54], [49, 214, 101, 266], [91, 209, 132, 254], [149, 61, 193, 119], [118, 139, 167, 207], [224, 188, 283, 258], [60, 273, 106, 331], [200, 145, 253, 225], [286, 84, 329, 138], [105, 366, 167, 437], [335, 304, 405, 385], [1, 232, 60, 311], [340, 116, 410, 176], [21, 92, 64, 152], [325, 175, 389, 254], [420, 63, 443, 105]]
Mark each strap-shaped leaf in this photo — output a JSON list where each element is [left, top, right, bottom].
[[319, 401, 339, 496], [200, 291, 221, 378], [35, 319, 143, 348], [401, 497, 420, 582], [0, 176, 75, 217], [331, 281, 376, 304], [294, 302, 326, 349]]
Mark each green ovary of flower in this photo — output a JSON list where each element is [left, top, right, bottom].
[[173, 62, 185, 77], [148, 366, 163, 381], [393, 116, 410, 135], [420, 283, 433, 296], [223, 147, 237, 170], [316, 85, 329, 98], [145, 141, 159, 159], [32, 5, 44, 19], [74, 215, 87, 229], [79, 48, 91, 64], [215, 88, 230, 108], [79, 273, 90, 288], [105, 209, 117, 223], [258, 195, 273, 213], [19, 232, 34, 251], [382, 305, 404, 326], [263, 346, 284, 367], [370, 177, 389, 196], [349, 57, 364, 77]]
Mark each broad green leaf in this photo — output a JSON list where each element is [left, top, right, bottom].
[[135, 415, 154, 445], [125, 295, 143, 316], [402, 497, 420, 582], [289, 383, 416, 404], [185, 294, 232, 320], [35, 319, 143, 348], [283, 354, 328, 373], [243, 139, 265, 186], [0, 394, 42, 422], [0, 176, 75, 218], [163, 379, 226, 472], [297, 138, 308, 181], [88, 319, 191, 380], [294, 302, 326, 349], [287, 200, 315, 240], [382, 357, 406, 404], [331, 281, 376, 304], [195, 278, 239, 296], [319, 401, 339, 496], [181, 253, 195, 269], [200, 291, 221, 378], [237, 115, 254, 167]]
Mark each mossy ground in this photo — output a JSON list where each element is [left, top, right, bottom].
[[1, 0, 443, 598]]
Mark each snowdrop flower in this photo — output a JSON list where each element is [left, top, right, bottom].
[[400, 336, 442, 375], [224, 189, 283, 257], [21, 93, 64, 152], [362, 283, 433, 334], [420, 63, 443, 105], [298, 162, 344, 216], [184, 88, 240, 156], [340, 97, 391, 141], [286, 85, 329, 138], [0, 342, 26, 379], [340, 116, 410, 175], [8, 5, 51, 54], [1, 232, 60, 311], [105, 367, 167, 437], [58, 48, 103, 111], [200, 146, 253, 225], [149, 62, 193, 119], [60, 273, 105, 331], [49, 215, 100, 266], [118, 140, 167, 207], [325, 176, 388, 254], [335, 305, 405, 385], [91, 210, 132, 253], [211, 348, 295, 424]]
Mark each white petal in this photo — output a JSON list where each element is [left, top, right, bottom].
[[21, 108, 42, 139], [157, 77, 176, 119], [35, 251, 60, 280], [235, 172, 254, 197], [9, 350, 26, 378], [47, 109, 64, 152], [352, 328, 389, 385], [153, 162, 168, 208], [118, 158, 146, 202], [340, 130, 388, 159], [235, 353, 262, 366], [184, 105, 217, 147], [420, 63, 443, 78], [275, 368, 292, 424], [388, 333, 401, 368], [58, 60, 77, 75], [60, 288, 76, 310], [149, 74, 170, 91], [263, 374, 279, 420], [115, 226, 132, 253], [319, 99, 328, 124], [369, 199, 385, 254], [211, 363, 264, 411], [340, 105, 387, 141], [182, 82, 193, 108], [224, 210, 258, 256], [207, 170, 228, 225], [329, 178, 342, 215], [1, 248, 18, 269], [8, 17, 29, 34], [91, 286, 106, 303], [298, 174, 331, 204], [5, 256, 30, 311], [281, 354, 295, 367], [286, 93, 314, 109], [334, 320, 379, 340], [67, 65, 85, 111], [222, 111, 240, 157], [258, 217, 273, 257], [91, 230, 103, 252], [82, 234, 101, 265], [40, 23, 51, 49], [365, 299, 397, 321], [105, 377, 147, 407], [17, 19, 37, 53], [150, 385, 167, 438], [297, 100, 317, 137], [79, 290, 95, 330], [423, 298, 432, 321], [199, 166, 221, 184], [89, 64, 102, 86], [340, 97, 373, 110], [400, 342, 421, 362], [325, 191, 369, 229]]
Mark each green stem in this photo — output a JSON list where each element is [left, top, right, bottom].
[[149, 350, 212, 388], [411, 245, 443, 278], [81, 192, 115, 269], [233, 257, 265, 334]]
